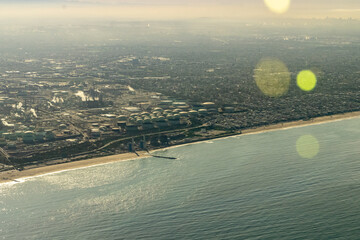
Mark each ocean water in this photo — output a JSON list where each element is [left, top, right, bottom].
[[1, 117, 359, 240]]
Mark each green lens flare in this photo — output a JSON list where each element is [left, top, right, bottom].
[[297, 70, 317, 92], [254, 58, 291, 97], [296, 135, 320, 159]]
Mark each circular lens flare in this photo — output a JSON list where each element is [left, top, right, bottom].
[[297, 70, 317, 92], [264, 0, 291, 14], [254, 58, 291, 97], [296, 135, 320, 159]]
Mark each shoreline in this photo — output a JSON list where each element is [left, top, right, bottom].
[[1, 111, 359, 184], [0, 152, 150, 185]]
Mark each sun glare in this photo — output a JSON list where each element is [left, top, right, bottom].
[[264, 0, 291, 14]]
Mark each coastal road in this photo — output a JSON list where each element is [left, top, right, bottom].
[[90, 123, 210, 153]]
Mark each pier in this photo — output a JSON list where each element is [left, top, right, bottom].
[[145, 149, 177, 160]]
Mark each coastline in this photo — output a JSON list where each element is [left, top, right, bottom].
[[1, 111, 359, 184], [0, 152, 150, 185]]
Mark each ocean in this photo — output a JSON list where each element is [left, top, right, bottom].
[[1, 117, 359, 239]]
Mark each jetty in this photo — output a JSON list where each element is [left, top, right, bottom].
[[145, 149, 177, 160], [149, 155, 177, 160]]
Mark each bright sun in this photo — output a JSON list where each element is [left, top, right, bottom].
[[264, 0, 291, 14]]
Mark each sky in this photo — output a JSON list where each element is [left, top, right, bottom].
[[0, 0, 359, 20]]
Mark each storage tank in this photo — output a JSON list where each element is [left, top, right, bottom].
[[179, 111, 188, 117], [198, 109, 208, 115], [2, 133, 10, 140], [136, 117, 143, 124], [172, 102, 188, 108], [23, 131, 35, 143], [143, 117, 151, 123], [7, 133, 17, 141], [117, 121, 127, 128], [150, 115, 158, 122], [142, 122, 154, 130], [163, 110, 172, 114], [0, 138, 6, 147], [155, 117, 168, 128], [7, 143, 16, 150], [166, 114, 174, 120], [117, 115, 127, 121], [169, 114, 181, 125], [189, 110, 198, 117], [35, 132, 45, 142], [153, 111, 161, 116], [15, 131, 24, 139], [159, 100, 173, 106], [202, 102, 215, 108], [112, 128, 120, 132], [91, 128, 101, 138], [126, 124, 139, 132], [45, 130, 55, 141]]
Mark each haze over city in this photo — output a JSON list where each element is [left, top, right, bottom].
[[1, 0, 360, 20], [1, 0, 359, 239]]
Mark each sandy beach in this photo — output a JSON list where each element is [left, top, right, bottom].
[[1, 111, 359, 184], [0, 152, 149, 184]]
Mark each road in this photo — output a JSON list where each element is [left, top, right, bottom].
[[95, 123, 209, 152]]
